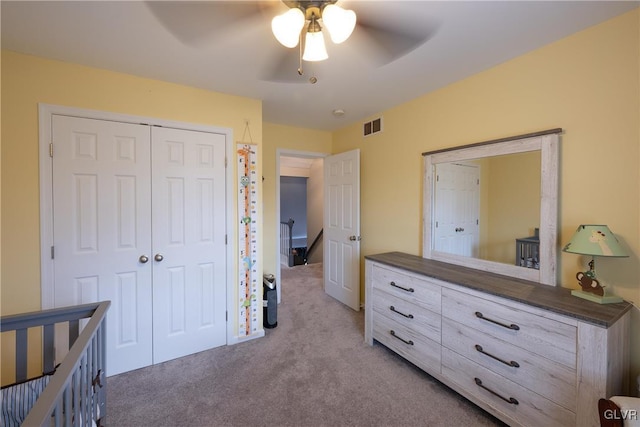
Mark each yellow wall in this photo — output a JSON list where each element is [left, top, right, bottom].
[[1, 51, 262, 381], [262, 122, 332, 276], [485, 151, 541, 264], [333, 9, 640, 390]]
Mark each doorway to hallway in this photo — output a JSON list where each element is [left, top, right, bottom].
[[276, 150, 326, 304], [275, 148, 361, 312]]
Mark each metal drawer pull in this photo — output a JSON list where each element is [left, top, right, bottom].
[[389, 330, 414, 346], [475, 311, 520, 331], [474, 378, 519, 405], [390, 281, 414, 293], [475, 345, 520, 368], [390, 306, 414, 319]]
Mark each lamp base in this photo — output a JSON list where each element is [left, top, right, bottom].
[[571, 290, 623, 304]]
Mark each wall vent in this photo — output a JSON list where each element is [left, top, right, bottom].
[[363, 117, 383, 137]]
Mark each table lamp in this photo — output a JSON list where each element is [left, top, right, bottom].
[[562, 224, 628, 304]]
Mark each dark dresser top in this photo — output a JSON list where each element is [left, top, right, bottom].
[[365, 252, 632, 328]]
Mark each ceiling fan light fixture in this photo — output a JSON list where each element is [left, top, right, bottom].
[[302, 29, 328, 61], [271, 7, 305, 48], [321, 4, 356, 44]]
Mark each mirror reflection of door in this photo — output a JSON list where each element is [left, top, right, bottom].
[[433, 162, 480, 257]]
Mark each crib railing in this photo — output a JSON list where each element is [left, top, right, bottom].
[[1, 301, 110, 426], [280, 218, 294, 267]]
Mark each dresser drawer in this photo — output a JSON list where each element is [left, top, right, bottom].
[[442, 317, 576, 411], [372, 288, 441, 343], [371, 264, 441, 314], [442, 288, 576, 368], [442, 348, 575, 427], [373, 311, 441, 374]]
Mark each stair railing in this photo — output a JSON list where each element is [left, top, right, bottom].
[[304, 228, 323, 264], [280, 218, 295, 267]]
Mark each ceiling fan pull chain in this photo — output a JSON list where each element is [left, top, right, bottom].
[[297, 31, 304, 76]]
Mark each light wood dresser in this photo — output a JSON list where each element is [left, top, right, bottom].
[[365, 252, 632, 427]]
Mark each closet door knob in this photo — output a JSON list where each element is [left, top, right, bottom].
[[139, 255, 149, 264], [154, 254, 164, 262]]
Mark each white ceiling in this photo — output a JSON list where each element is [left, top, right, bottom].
[[281, 156, 316, 169], [2, 1, 637, 131]]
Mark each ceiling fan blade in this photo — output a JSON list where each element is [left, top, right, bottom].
[[345, 2, 440, 67], [352, 19, 438, 67], [146, 1, 283, 47]]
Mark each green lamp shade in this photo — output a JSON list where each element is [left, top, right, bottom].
[[562, 224, 628, 257]]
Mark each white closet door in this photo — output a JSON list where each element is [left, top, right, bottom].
[[151, 127, 227, 363], [433, 162, 480, 257], [52, 115, 153, 375]]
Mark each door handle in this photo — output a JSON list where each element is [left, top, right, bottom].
[[139, 255, 149, 264], [154, 254, 164, 262], [349, 235, 361, 241]]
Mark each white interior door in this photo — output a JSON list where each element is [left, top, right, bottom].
[[323, 149, 360, 311], [151, 127, 227, 363], [433, 162, 480, 257], [52, 115, 153, 375]]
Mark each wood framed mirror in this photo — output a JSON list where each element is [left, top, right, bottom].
[[422, 129, 561, 286]]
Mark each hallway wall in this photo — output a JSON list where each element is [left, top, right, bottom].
[[280, 176, 308, 247], [306, 158, 324, 264]]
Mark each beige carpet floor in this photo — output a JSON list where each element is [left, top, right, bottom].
[[107, 262, 505, 426]]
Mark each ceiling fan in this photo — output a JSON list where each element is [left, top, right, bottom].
[[271, 1, 356, 75], [146, 1, 438, 83]]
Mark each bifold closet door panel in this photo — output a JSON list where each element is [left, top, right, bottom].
[[52, 115, 154, 375], [151, 126, 227, 364]]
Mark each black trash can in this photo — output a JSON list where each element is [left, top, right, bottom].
[[263, 274, 278, 329]]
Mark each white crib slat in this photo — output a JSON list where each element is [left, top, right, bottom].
[[99, 319, 107, 423], [54, 400, 62, 427], [82, 352, 90, 426], [90, 337, 98, 423], [64, 384, 72, 427], [73, 368, 81, 426]]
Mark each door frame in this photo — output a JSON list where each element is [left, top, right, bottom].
[[275, 149, 327, 303], [38, 103, 235, 343]]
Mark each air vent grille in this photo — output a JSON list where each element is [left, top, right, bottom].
[[363, 117, 382, 137]]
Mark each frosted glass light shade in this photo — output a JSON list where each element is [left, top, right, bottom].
[[303, 31, 328, 61], [271, 8, 305, 48], [322, 4, 356, 44]]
